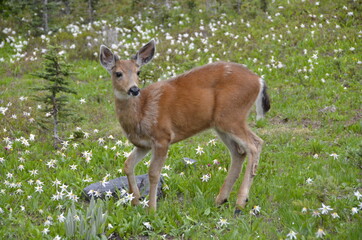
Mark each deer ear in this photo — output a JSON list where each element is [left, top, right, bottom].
[[100, 45, 116, 73], [133, 40, 155, 66]]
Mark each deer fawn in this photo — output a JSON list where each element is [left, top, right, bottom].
[[99, 40, 270, 212]]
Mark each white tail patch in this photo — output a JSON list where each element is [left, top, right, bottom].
[[256, 78, 265, 120]]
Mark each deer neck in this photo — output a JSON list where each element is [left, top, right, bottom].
[[113, 86, 163, 147], [115, 96, 142, 133], [114, 94, 155, 148]]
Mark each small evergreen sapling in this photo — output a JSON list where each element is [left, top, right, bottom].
[[32, 45, 77, 149]]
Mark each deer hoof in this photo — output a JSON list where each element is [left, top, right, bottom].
[[234, 208, 244, 216], [215, 197, 228, 205]]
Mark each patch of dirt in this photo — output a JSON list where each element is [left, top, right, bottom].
[[344, 109, 362, 127], [259, 125, 311, 136], [269, 116, 290, 125], [260, 116, 312, 135], [300, 118, 322, 129]]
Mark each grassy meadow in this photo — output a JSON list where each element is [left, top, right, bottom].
[[0, 0, 361, 239]]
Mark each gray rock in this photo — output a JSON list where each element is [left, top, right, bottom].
[[83, 174, 163, 200]]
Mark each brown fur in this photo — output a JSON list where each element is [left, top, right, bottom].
[[100, 42, 268, 212]]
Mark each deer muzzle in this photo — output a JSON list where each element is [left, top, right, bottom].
[[128, 86, 140, 96]]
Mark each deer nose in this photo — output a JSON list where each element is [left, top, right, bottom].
[[128, 86, 140, 96]]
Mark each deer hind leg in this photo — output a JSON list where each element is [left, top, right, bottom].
[[215, 130, 247, 205], [236, 130, 263, 210], [124, 147, 150, 205]]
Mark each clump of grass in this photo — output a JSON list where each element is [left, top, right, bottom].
[[65, 198, 108, 240]]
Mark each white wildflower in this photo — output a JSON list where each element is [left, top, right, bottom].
[[354, 191, 361, 200], [217, 217, 229, 227], [351, 207, 359, 215], [316, 228, 326, 238], [140, 198, 149, 208], [143, 222, 152, 230], [201, 174, 211, 182], [286, 230, 297, 240], [319, 203, 333, 214], [331, 212, 340, 219], [41, 228, 50, 235], [57, 213, 66, 222], [196, 145, 204, 155], [306, 178, 313, 184]]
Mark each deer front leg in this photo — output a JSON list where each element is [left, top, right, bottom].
[[148, 142, 169, 211], [124, 147, 150, 205]]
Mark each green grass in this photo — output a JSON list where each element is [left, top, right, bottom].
[[0, 0, 361, 239]]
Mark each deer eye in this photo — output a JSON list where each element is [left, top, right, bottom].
[[137, 71, 141, 76], [115, 72, 123, 78]]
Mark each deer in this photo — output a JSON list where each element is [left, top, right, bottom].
[[99, 40, 270, 213]]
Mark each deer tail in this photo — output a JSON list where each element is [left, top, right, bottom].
[[256, 78, 271, 120]]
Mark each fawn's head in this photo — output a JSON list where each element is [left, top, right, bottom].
[[100, 40, 155, 99]]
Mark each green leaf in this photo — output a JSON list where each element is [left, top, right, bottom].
[[204, 207, 211, 216]]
